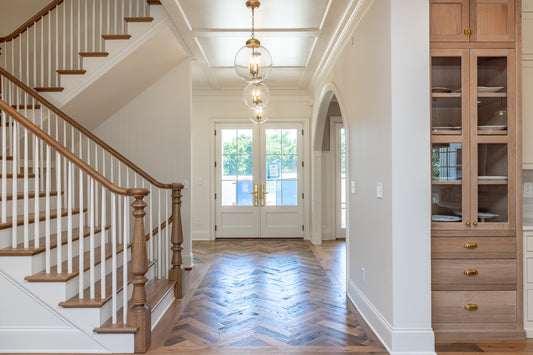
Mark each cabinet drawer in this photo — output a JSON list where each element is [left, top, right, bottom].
[[433, 291, 516, 323], [432, 259, 516, 285], [432, 237, 515, 258]]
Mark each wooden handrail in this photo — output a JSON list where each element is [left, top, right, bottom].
[[0, 0, 63, 43], [0, 67, 180, 191], [0, 98, 147, 197]]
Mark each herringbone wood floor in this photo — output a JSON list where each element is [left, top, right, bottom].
[[148, 239, 387, 354]]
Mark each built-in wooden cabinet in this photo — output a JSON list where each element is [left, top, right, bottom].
[[431, 0, 515, 43], [430, 0, 523, 340]]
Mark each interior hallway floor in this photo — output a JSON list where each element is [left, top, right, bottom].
[[146, 239, 533, 354]]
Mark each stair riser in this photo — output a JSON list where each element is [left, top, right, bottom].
[[29, 229, 108, 274], [2, 177, 39, 192], [2, 195, 59, 215], [0, 216, 80, 249], [64, 248, 131, 300]]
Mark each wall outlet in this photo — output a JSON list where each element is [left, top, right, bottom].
[[351, 181, 357, 194], [376, 182, 383, 199], [361, 267, 366, 284]]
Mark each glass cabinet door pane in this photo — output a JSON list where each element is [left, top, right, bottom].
[[477, 143, 508, 223], [477, 57, 508, 134], [431, 57, 463, 134], [432, 143, 463, 223]]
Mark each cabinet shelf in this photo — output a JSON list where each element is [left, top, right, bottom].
[[432, 180, 462, 185], [478, 179, 508, 185], [477, 93, 507, 98], [432, 93, 462, 98]]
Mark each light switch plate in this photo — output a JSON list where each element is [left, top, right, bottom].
[[351, 181, 357, 194], [376, 182, 383, 199]]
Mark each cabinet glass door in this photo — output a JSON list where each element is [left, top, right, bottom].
[[471, 49, 515, 230], [431, 50, 470, 230]]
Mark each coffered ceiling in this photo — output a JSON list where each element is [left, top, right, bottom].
[[161, 0, 354, 90]]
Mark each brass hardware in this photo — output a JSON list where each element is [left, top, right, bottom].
[[464, 269, 479, 276], [464, 28, 472, 36], [464, 241, 478, 249], [473, 221, 478, 226], [464, 304, 478, 311], [246, 0, 261, 9], [250, 184, 259, 207], [466, 221, 471, 226], [246, 38, 261, 49], [260, 183, 268, 206]]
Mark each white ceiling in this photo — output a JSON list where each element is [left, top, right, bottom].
[[162, 0, 354, 90]]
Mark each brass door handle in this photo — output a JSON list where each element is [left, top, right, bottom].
[[260, 183, 268, 207], [473, 221, 478, 226], [464, 242, 478, 249], [464, 304, 478, 311], [464, 269, 478, 276], [250, 184, 259, 207]]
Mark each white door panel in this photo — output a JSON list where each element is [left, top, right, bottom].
[[215, 122, 303, 238]]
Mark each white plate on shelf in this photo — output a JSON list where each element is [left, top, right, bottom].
[[477, 212, 499, 219], [478, 176, 508, 180], [478, 86, 504, 93], [478, 125, 507, 130], [432, 215, 462, 222], [432, 87, 452, 93], [432, 126, 461, 131]]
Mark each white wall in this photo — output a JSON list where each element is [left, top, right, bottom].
[[93, 60, 193, 266], [311, 0, 433, 353], [191, 91, 312, 242], [0, 0, 49, 36]]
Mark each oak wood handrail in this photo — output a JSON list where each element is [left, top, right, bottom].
[[0, 98, 147, 197], [0, 0, 63, 43], [0, 67, 180, 191]]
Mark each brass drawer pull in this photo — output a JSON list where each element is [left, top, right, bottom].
[[464, 28, 472, 36], [464, 304, 478, 311], [464, 269, 478, 276], [464, 242, 478, 249]]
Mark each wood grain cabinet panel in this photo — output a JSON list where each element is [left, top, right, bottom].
[[432, 236, 516, 258], [471, 0, 515, 42], [432, 259, 517, 285], [431, 0, 470, 42], [433, 291, 517, 323]]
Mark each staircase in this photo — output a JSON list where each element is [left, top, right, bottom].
[[0, 1, 185, 353]]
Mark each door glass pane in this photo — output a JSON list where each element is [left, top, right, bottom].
[[221, 129, 253, 206], [477, 143, 508, 223], [432, 143, 462, 222], [431, 57, 463, 134], [265, 128, 298, 206], [477, 57, 508, 134]]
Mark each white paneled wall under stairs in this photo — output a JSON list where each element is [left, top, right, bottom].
[[0, 0, 185, 353]]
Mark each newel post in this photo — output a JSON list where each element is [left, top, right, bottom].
[[168, 183, 184, 299], [127, 188, 151, 353]]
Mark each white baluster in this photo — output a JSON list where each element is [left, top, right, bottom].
[[122, 195, 128, 325], [89, 178, 95, 299], [111, 193, 117, 324], [100, 183, 106, 299], [92, 0, 96, 52], [56, 152, 62, 273], [48, 11, 52, 87], [165, 189, 169, 278], [67, 161, 73, 273], [118, 162, 122, 243], [41, 18, 44, 86], [79, 161, 85, 297], [55, 7, 59, 87], [63, 1, 66, 71], [11, 121, 18, 249], [45, 145, 51, 273], [23, 126, 29, 248], [33, 136, 39, 248], [157, 188, 161, 278], [149, 184, 153, 261], [1, 92, 7, 224]]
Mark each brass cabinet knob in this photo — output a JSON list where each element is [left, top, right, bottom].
[[464, 304, 478, 311], [466, 221, 471, 226], [464, 28, 472, 36], [464, 242, 478, 249], [473, 221, 478, 226], [464, 269, 478, 276]]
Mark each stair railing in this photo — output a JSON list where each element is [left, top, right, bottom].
[[0, 66, 185, 302], [0, 0, 153, 90], [0, 98, 155, 351]]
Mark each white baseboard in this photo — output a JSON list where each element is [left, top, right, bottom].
[[192, 230, 212, 241], [347, 280, 436, 355], [525, 328, 533, 338], [182, 251, 194, 269]]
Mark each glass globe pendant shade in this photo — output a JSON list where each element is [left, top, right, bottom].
[[243, 82, 270, 109], [249, 107, 268, 124], [234, 39, 273, 83]]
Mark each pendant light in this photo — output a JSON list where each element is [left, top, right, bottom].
[[234, 1, 273, 83], [249, 107, 269, 124], [243, 82, 270, 109]]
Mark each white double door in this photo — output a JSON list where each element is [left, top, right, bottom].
[[215, 122, 304, 238]]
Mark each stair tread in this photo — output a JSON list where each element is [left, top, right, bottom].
[[93, 279, 175, 334], [1, 190, 60, 201], [57, 69, 86, 75], [25, 239, 125, 282], [11, 104, 41, 109], [147, 0, 162, 4], [0, 208, 84, 230], [102, 34, 131, 40], [124, 17, 154, 22], [79, 52, 109, 57], [34, 87, 64, 92], [1, 173, 36, 179], [0, 155, 14, 160], [0, 224, 109, 256], [60, 259, 157, 308]]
